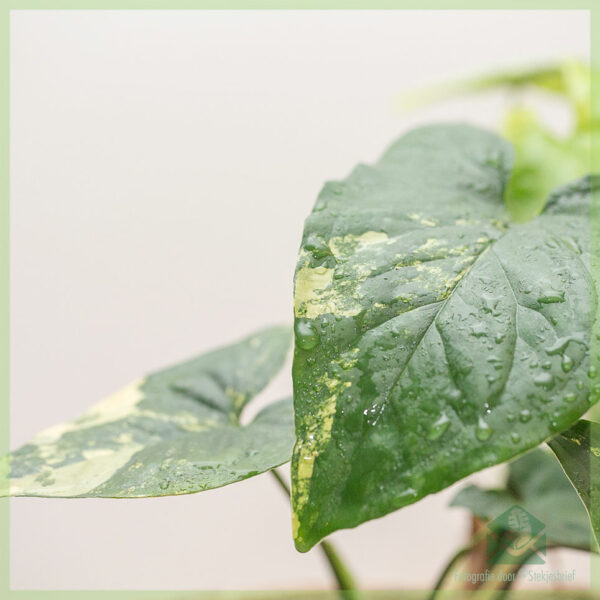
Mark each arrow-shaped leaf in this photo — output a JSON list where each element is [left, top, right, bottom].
[[2, 326, 293, 498], [291, 124, 598, 551]]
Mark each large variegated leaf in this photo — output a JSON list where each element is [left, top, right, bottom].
[[2, 326, 293, 497], [451, 448, 594, 551], [548, 419, 600, 548], [291, 124, 597, 551]]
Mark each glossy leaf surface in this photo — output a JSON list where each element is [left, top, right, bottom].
[[2, 326, 293, 497], [291, 124, 596, 551]]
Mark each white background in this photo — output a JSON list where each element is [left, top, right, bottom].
[[10, 9, 594, 591]]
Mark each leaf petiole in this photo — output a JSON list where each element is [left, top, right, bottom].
[[270, 468, 361, 598]]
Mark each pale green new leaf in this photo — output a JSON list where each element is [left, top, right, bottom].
[[400, 61, 597, 223], [548, 419, 600, 548], [291, 124, 597, 551], [2, 326, 293, 498]]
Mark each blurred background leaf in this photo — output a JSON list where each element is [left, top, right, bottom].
[[400, 61, 596, 222], [451, 448, 595, 552]]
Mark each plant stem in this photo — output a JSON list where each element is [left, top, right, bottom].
[[428, 530, 487, 600], [317, 540, 360, 594], [491, 544, 560, 600], [270, 468, 360, 596]]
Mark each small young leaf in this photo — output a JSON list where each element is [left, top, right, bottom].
[[548, 419, 600, 548], [451, 448, 594, 551], [291, 124, 597, 551], [2, 326, 293, 498]]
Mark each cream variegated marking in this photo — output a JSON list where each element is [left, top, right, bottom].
[[5, 326, 294, 499], [292, 372, 342, 540], [328, 230, 389, 259], [295, 231, 389, 319], [294, 264, 337, 318], [5, 379, 148, 496], [9, 443, 144, 497], [31, 378, 146, 446], [4, 378, 219, 497]]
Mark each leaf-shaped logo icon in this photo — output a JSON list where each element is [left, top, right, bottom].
[[485, 504, 546, 564], [507, 507, 533, 552]]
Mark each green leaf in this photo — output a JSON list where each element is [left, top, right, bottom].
[[548, 419, 600, 548], [291, 124, 597, 552], [2, 326, 293, 498], [451, 448, 594, 551]]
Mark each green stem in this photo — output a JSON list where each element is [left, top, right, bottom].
[[428, 530, 488, 600], [492, 543, 561, 600], [270, 468, 361, 597], [318, 540, 360, 595]]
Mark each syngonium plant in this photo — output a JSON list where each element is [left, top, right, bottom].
[[4, 62, 600, 595]]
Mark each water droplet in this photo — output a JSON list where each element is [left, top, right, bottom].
[[589, 366, 597, 379], [577, 380, 584, 390], [510, 432, 521, 444], [519, 409, 532, 423], [561, 355, 574, 373], [470, 322, 487, 337], [448, 389, 462, 401], [563, 393, 577, 403], [295, 319, 320, 350], [427, 413, 451, 440], [537, 290, 565, 304], [304, 234, 331, 259], [476, 417, 493, 441], [534, 372, 554, 389]]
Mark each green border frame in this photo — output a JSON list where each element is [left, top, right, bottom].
[[1, 4, 597, 599]]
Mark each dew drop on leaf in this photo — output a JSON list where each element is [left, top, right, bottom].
[[295, 319, 321, 351], [475, 417, 493, 441], [519, 409, 532, 423], [561, 355, 574, 373], [427, 413, 451, 440], [534, 372, 554, 389], [537, 290, 565, 304]]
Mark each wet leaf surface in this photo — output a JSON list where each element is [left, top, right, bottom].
[[291, 124, 597, 551]]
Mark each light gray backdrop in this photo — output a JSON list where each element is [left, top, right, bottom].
[[10, 9, 593, 591]]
